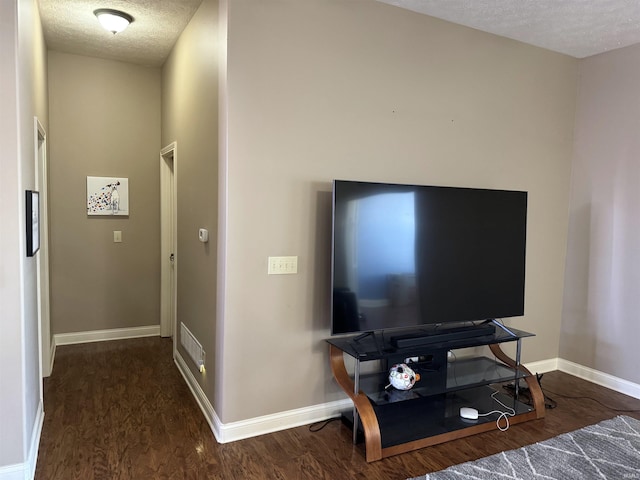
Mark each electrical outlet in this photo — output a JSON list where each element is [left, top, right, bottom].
[[268, 256, 298, 275], [199, 350, 206, 373]]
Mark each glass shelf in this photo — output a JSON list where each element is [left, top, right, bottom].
[[374, 386, 534, 449], [327, 325, 534, 360], [359, 356, 527, 405]]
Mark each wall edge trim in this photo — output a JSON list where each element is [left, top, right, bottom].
[[48, 338, 56, 377]]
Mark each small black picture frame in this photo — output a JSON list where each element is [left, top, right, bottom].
[[26, 190, 40, 257]]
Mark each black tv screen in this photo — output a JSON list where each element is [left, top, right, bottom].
[[331, 180, 527, 335]]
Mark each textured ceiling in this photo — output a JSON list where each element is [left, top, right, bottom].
[[39, 1, 640, 66], [378, 0, 640, 58], [38, 0, 203, 67]]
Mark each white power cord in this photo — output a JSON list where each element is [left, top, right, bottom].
[[477, 391, 516, 431]]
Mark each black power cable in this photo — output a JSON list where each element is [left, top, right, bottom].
[[308, 417, 342, 432]]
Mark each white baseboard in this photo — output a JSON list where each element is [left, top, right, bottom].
[[173, 349, 221, 442], [0, 463, 24, 480], [218, 397, 352, 443], [524, 358, 559, 374], [26, 401, 44, 480], [54, 325, 160, 346], [0, 401, 44, 480], [173, 349, 351, 444], [49, 326, 160, 376], [558, 358, 640, 400], [524, 356, 640, 400]]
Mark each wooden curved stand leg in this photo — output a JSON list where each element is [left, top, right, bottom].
[[489, 343, 545, 418], [329, 345, 382, 462]]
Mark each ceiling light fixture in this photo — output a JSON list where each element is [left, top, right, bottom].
[[94, 8, 134, 34]]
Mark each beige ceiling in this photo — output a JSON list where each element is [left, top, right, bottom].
[[38, 0, 203, 67], [38, 0, 640, 67]]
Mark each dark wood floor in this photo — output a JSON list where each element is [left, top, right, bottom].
[[35, 337, 640, 480]]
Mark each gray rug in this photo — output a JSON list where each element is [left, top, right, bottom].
[[409, 415, 640, 480]]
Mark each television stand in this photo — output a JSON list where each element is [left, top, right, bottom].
[[389, 323, 496, 348], [327, 326, 544, 462]]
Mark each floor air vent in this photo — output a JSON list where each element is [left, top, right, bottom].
[[180, 322, 205, 372]]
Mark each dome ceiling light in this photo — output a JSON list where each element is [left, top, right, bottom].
[[94, 8, 134, 34]]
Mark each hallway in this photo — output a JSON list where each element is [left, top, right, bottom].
[[35, 338, 220, 479]]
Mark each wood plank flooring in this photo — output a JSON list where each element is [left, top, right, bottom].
[[35, 337, 640, 479]]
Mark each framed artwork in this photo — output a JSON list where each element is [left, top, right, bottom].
[[26, 190, 40, 257], [87, 176, 129, 216]]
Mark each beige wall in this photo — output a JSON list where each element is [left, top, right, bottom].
[[0, 0, 48, 470], [220, 0, 578, 423], [12, 0, 637, 456], [561, 44, 640, 383], [6, 0, 639, 454], [19, 0, 49, 453], [161, 0, 219, 405], [48, 52, 161, 334], [0, 0, 26, 467]]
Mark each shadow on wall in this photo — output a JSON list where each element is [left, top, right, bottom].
[[312, 185, 333, 337], [560, 203, 596, 366]]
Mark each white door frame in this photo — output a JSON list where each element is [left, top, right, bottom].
[[160, 142, 177, 352], [35, 117, 52, 377]]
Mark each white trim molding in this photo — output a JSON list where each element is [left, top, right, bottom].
[[558, 358, 640, 400], [54, 325, 160, 347], [524, 357, 640, 400], [173, 349, 351, 444], [174, 350, 220, 441], [524, 357, 559, 375], [49, 325, 160, 374], [0, 464, 24, 480], [25, 401, 44, 480], [218, 398, 352, 444], [159, 141, 177, 341], [0, 401, 43, 480], [48, 338, 56, 377]]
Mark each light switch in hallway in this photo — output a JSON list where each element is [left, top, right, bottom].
[[114, 231, 122, 243]]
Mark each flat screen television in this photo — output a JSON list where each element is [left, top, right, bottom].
[[331, 180, 527, 336]]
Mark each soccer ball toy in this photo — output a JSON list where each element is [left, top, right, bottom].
[[387, 363, 420, 390]]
